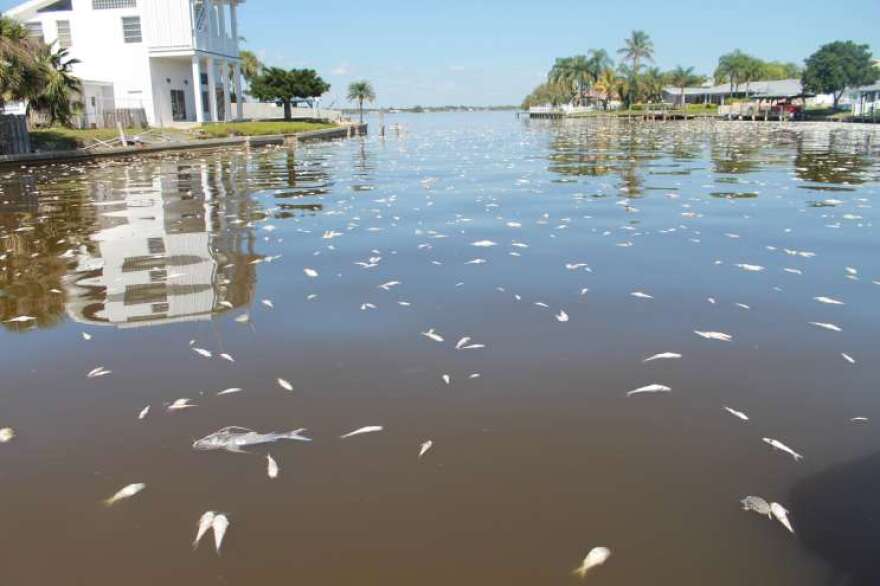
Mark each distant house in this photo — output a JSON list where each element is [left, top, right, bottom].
[[662, 79, 823, 105], [6, 0, 245, 127], [850, 83, 880, 117]]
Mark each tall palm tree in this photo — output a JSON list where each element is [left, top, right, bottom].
[[641, 67, 666, 103], [618, 30, 655, 78], [741, 56, 764, 96], [30, 45, 82, 126], [347, 80, 375, 123], [668, 65, 699, 108]]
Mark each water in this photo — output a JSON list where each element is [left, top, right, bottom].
[[1, 113, 879, 585]]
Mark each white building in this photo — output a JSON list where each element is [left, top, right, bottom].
[[7, 0, 245, 127]]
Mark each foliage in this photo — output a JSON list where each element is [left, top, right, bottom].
[[346, 80, 376, 123], [238, 50, 261, 81], [248, 67, 330, 119], [195, 120, 334, 138], [521, 80, 572, 109], [29, 46, 82, 126], [618, 30, 654, 77], [0, 16, 46, 106], [802, 41, 879, 107]]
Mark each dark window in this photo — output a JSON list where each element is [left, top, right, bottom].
[[122, 16, 141, 43]]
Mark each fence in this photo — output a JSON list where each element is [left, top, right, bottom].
[[241, 102, 344, 122], [0, 115, 31, 155]]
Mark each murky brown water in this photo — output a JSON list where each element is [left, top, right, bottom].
[[1, 114, 879, 585]]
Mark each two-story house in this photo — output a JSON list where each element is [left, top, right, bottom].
[[6, 0, 245, 127]]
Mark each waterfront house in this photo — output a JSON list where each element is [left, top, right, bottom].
[[6, 0, 245, 127], [850, 83, 880, 117]]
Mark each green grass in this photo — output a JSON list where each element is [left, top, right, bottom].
[[30, 127, 156, 150], [194, 120, 336, 138]]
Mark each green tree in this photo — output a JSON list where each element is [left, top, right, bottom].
[[248, 67, 330, 119], [549, 55, 593, 105], [668, 65, 701, 107], [592, 68, 618, 110], [30, 45, 82, 126], [521, 80, 571, 109], [346, 80, 375, 123], [641, 67, 667, 103], [761, 61, 801, 80], [0, 16, 45, 107], [586, 49, 614, 84], [238, 50, 261, 82], [715, 50, 749, 93], [802, 41, 880, 108], [618, 30, 654, 79]]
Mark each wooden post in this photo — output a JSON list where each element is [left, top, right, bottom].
[[379, 110, 385, 137]]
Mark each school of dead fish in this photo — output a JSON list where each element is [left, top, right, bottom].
[[0, 119, 878, 579]]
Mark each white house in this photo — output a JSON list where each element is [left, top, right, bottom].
[[6, 0, 245, 127]]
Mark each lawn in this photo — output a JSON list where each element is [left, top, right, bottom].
[[29, 127, 162, 150], [195, 120, 336, 138]]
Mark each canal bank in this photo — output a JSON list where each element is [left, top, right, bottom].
[[0, 123, 367, 168]]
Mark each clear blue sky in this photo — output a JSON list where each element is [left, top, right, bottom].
[[3, 0, 878, 106]]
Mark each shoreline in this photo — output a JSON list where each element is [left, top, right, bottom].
[[0, 123, 367, 168]]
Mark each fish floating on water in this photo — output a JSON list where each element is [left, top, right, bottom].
[[340, 426, 383, 439], [762, 437, 803, 461], [573, 546, 611, 578], [627, 384, 671, 397], [694, 330, 733, 342], [643, 352, 681, 362], [193, 426, 311, 453], [0, 427, 15, 442], [104, 482, 145, 506], [419, 440, 433, 459]]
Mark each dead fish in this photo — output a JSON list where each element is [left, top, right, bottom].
[[81, 332, 92, 341], [421, 329, 444, 342], [809, 322, 842, 332], [217, 387, 243, 396], [471, 240, 497, 247], [104, 482, 145, 506], [212, 514, 229, 553], [0, 427, 15, 442], [631, 291, 653, 299], [814, 296, 844, 305], [694, 330, 733, 342], [455, 337, 471, 349], [87, 366, 112, 378], [378, 281, 401, 290], [841, 353, 856, 364], [340, 426, 383, 439], [219, 353, 235, 363], [735, 264, 765, 272], [303, 268, 319, 278], [138, 406, 150, 420], [642, 352, 682, 362], [850, 417, 869, 423], [5, 315, 35, 323], [762, 437, 803, 461], [442, 374, 451, 385], [741, 496, 772, 517], [192, 348, 212, 358], [419, 440, 433, 459], [261, 299, 274, 309], [573, 547, 611, 578], [770, 502, 795, 533], [277, 378, 293, 391], [193, 511, 215, 549], [193, 426, 311, 453], [627, 384, 671, 397], [555, 310, 570, 322], [266, 453, 279, 479], [234, 313, 250, 324], [723, 406, 749, 421], [168, 398, 196, 411]]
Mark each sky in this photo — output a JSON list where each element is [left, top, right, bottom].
[[3, 0, 879, 107]]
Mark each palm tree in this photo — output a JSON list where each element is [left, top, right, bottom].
[[618, 30, 654, 78], [0, 16, 45, 107], [347, 80, 375, 123], [593, 68, 618, 110], [30, 45, 82, 126], [668, 65, 699, 108], [641, 67, 666, 103], [741, 56, 764, 96], [586, 49, 613, 84], [549, 55, 592, 106], [238, 50, 261, 82]]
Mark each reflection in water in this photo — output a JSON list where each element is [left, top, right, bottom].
[[791, 453, 880, 586], [0, 145, 335, 331]]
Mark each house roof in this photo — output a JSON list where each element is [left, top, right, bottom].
[[6, 0, 245, 18], [852, 83, 880, 93], [664, 79, 809, 98]]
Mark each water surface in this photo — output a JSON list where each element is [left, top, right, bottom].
[[1, 113, 879, 585]]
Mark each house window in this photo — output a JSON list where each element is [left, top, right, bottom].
[[56, 20, 72, 48], [92, 0, 136, 8], [38, 0, 73, 12], [122, 16, 142, 43], [25, 22, 44, 43]]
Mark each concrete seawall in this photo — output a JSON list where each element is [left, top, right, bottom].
[[0, 123, 367, 168]]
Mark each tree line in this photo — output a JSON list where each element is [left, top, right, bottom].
[[523, 31, 878, 110]]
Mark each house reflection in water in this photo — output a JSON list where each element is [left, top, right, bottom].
[[66, 158, 258, 328]]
